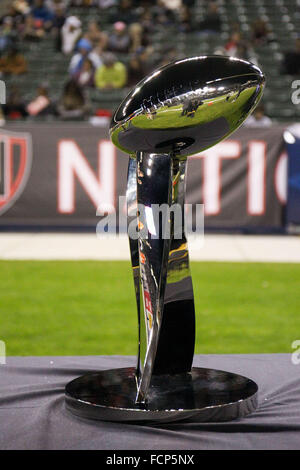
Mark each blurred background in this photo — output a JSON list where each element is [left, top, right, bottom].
[[0, 0, 300, 121], [0, 0, 300, 359]]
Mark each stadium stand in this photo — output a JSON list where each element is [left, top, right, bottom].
[[0, 0, 299, 121]]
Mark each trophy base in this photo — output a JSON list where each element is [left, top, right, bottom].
[[65, 367, 258, 424]]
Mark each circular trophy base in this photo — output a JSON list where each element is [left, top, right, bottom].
[[65, 367, 258, 424]]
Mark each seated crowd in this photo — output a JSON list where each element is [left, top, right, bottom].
[[0, 0, 296, 121]]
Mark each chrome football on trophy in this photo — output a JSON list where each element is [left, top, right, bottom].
[[65, 55, 265, 423]]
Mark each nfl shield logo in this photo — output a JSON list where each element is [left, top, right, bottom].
[[0, 130, 32, 216]]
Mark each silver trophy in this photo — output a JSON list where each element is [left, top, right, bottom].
[[65, 56, 265, 423]]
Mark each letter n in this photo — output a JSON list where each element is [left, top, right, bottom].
[[58, 139, 115, 214]]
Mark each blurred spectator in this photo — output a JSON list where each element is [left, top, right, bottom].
[[251, 19, 270, 46], [110, 0, 138, 25], [13, 1, 31, 15], [0, 107, 5, 126], [152, 0, 177, 25], [30, 0, 55, 32], [157, 46, 178, 67], [84, 20, 108, 51], [0, 19, 17, 54], [224, 32, 256, 64], [70, 0, 95, 5], [127, 47, 151, 86], [225, 32, 242, 56], [21, 14, 46, 41], [107, 21, 131, 54], [61, 16, 82, 55], [46, 0, 70, 10], [98, 0, 116, 7], [182, 0, 195, 6], [0, 4, 24, 29], [140, 9, 155, 34], [244, 105, 272, 128], [235, 41, 257, 64], [56, 79, 89, 119], [281, 38, 300, 75], [2, 86, 28, 120], [179, 4, 193, 33], [69, 38, 102, 75], [229, 20, 242, 36], [26, 84, 54, 117], [0, 45, 27, 75], [129, 23, 150, 53], [135, 0, 153, 6], [52, 7, 66, 51], [94, 52, 127, 89], [161, 0, 181, 9], [74, 57, 95, 86], [199, 1, 221, 34]]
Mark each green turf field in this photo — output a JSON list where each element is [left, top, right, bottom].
[[111, 87, 259, 155], [132, 87, 255, 131], [1, 260, 299, 356]]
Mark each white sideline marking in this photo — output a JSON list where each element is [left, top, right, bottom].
[[0, 233, 299, 262]]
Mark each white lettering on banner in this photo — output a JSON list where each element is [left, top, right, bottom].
[[274, 152, 288, 205], [58, 138, 284, 218], [192, 141, 241, 215], [58, 140, 115, 214], [247, 141, 266, 215]]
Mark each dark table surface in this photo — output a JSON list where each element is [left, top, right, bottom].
[[0, 354, 299, 450]]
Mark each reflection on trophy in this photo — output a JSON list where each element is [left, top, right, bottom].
[[65, 56, 265, 423]]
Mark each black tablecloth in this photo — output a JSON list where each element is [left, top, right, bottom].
[[0, 354, 299, 450]]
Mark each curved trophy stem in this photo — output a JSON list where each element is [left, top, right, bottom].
[[127, 152, 195, 404], [126, 156, 141, 377]]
